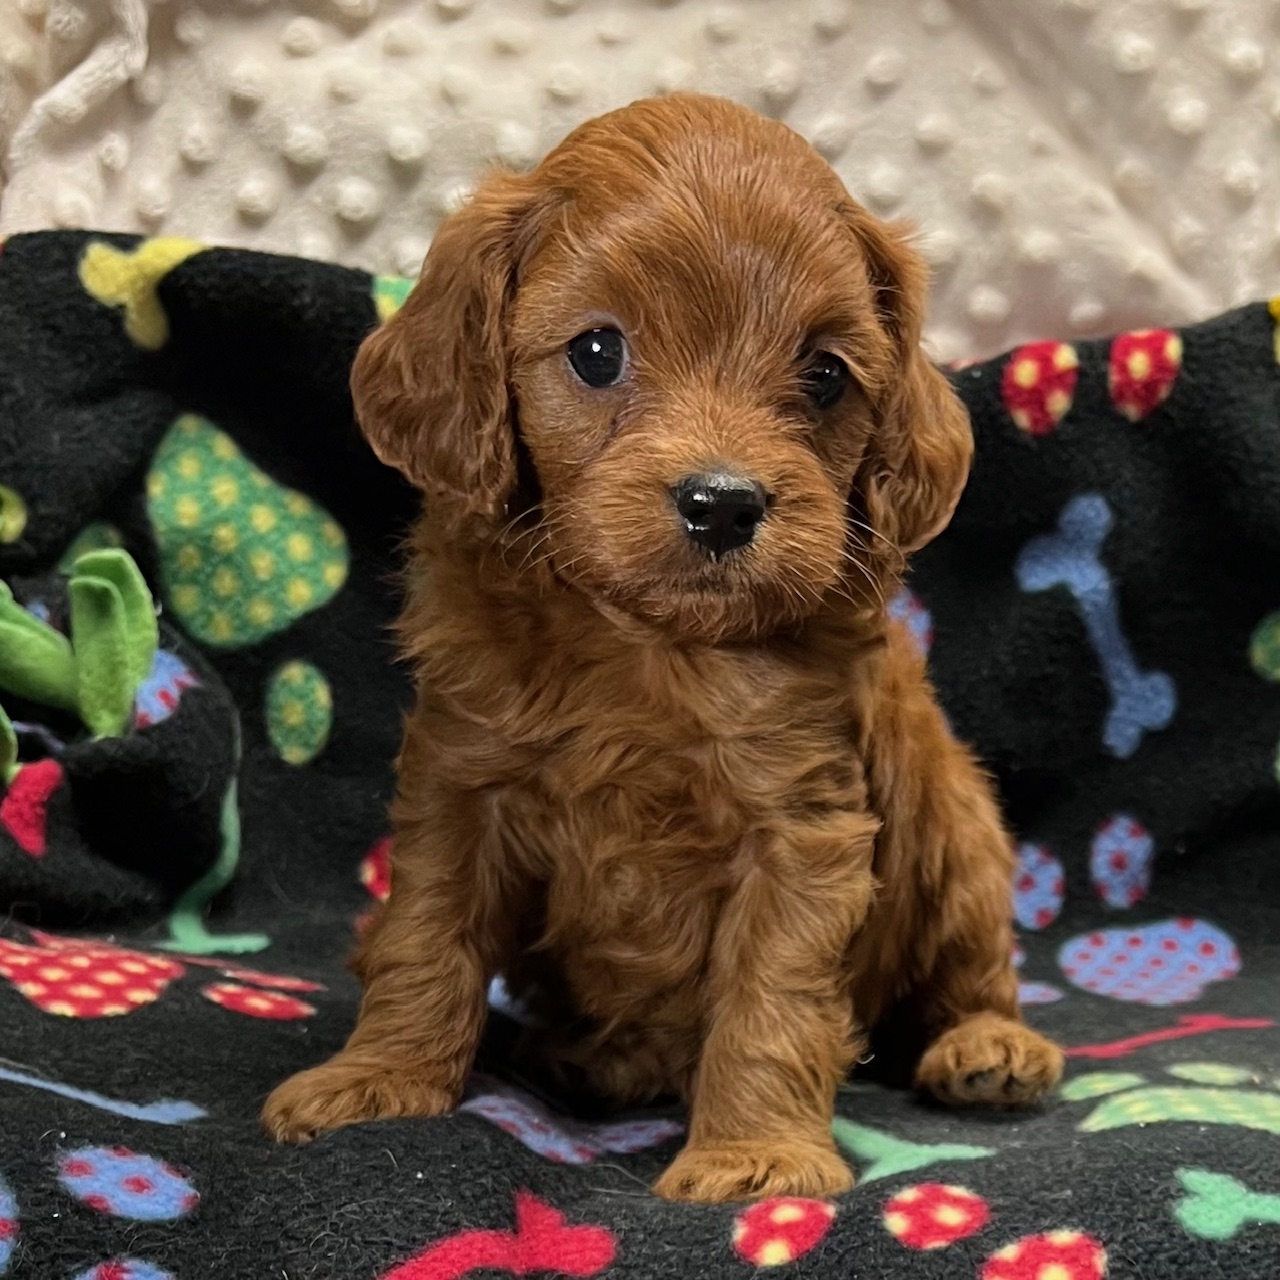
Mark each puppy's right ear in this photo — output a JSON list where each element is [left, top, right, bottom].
[[351, 172, 549, 522]]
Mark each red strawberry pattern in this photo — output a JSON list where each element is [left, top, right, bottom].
[[0, 758, 64, 856], [883, 1183, 990, 1250], [0, 933, 183, 1017], [732, 1198, 836, 1267], [981, 1229, 1107, 1280], [0, 930, 322, 1019], [1108, 329, 1182, 421], [361, 835, 392, 901], [201, 982, 314, 1019], [1001, 341, 1079, 436]]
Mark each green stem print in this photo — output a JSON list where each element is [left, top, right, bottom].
[[831, 1117, 994, 1183], [158, 767, 268, 956], [1174, 1168, 1280, 1241]]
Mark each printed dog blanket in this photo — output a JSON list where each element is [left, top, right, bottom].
[[1, 231, 1278, 1279]]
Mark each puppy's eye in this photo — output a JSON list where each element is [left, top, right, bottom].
[[801, 351, 849, 410], [566, 328, 628, 388]]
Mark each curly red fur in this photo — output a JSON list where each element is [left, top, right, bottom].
[[262, 93, 1062, 1203]]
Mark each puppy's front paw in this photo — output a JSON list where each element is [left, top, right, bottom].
[[653, 1137, 853, 1204], [261, 1055, 457, 1144], [916, 1013, 1063, 1107]]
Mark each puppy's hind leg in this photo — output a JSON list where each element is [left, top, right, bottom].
[[912, 866, 1062, 1108]]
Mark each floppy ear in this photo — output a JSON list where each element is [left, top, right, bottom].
[[350, 172, 548, 522], [846, 205, 974, 556]]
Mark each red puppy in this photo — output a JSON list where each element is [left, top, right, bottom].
[[263, 93, 1062, 1203]]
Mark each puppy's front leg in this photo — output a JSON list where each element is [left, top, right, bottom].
[[653, 817, 877, 1204], [262, 802, 515, 1144]]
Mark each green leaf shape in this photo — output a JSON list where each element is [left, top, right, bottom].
[[1080, 1086, 1280, 1135], [69, 576, 134, 738], [147, 415, 349, 648], [0, 704, 16, 783], [1167, 1062, 1255, 1086], [831, 1117, 994, 1184], [0, 581, 78, 712], [372, 274, 413, 321], [1251, 612, 1280, 680], [1174, 1168, 1280, 1241], [73, 549, 158, 694], [266, 661, 333, 766], [58, 522, 124, 573], [1060, 1072, 1147, 1101]]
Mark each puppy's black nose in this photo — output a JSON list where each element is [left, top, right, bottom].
[[671, 473, 768, 558]]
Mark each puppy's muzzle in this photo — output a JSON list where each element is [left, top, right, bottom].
[[671, 472, 769, 559]]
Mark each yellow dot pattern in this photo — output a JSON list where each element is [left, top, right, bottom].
[[372, 274, 413, 321], [265, 660, 334, 766], [146, 414, 349, 647], [0, 484, 28, 543], [1080, 1085, 1280, 1135]]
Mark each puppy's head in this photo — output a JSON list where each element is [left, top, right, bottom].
[[354, 94, 971, 643]]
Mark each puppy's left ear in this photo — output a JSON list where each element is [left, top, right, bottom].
[[846, 205, 974, 556]]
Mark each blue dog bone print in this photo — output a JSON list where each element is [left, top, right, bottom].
[[1015, 493, 1176, 758], [0, 1065, 205, 1124]]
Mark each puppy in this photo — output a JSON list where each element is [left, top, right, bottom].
[[263, 93, 1062, 1203]]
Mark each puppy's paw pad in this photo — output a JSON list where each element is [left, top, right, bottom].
[[653, 1139, 853, 1204], [917, 1014, 1063, 1108], [261, 1059, 456, 1143]]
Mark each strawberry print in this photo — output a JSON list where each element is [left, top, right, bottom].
[[883, 1183, 990, 1250], [1001, 341, 1079, 436], [361, 835, 392, 901], [201, 982, 315, 1019], [1108, 328, 1182, 421], [1089, 814, 1154, 909], [58, 1147, 198, 1221], [0, 758, 64, 856], [176, 955, 324, 992], [981, 1229, 1107, 1280], [732, 1198, 836, 1267], [0, 933, 183, 1017]]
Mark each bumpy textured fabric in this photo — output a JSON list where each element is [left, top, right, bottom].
[[1, 230, 1279, 1279], [6, 0, 1280, 362]]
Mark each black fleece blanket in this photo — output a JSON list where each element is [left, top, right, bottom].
[[1, 231, 1278, 1280]]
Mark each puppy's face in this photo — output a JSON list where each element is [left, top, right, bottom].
[[354, 95, 972, 644]]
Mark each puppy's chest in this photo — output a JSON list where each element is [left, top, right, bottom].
[[507, 649, 865, 882]]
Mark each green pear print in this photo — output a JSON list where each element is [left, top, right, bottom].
[[147, 415, 349, 648]]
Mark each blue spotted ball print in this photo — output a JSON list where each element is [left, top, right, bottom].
[[73, 1261, 174, 1280], [888, 588, 933, 658], [133, 649, 199, 729], [0, 1173, 17, 1274], [1013, 843, 1064, 931], [1058, 918, 1241, 1005], [1089, 813, 1154, 909], [58, 1147, 198, 1221]]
